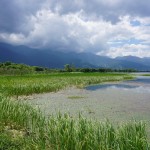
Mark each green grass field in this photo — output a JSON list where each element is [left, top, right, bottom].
[[0, 73, 132, 97], [1, 72, 149, 149]]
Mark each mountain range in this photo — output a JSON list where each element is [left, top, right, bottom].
[[0, 42, 150, 71]]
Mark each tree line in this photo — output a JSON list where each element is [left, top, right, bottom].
[[0, 61, 137, 75], [64, 64, 137, 73]]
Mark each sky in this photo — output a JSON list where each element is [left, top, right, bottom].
[[0, 0, 150, 58]]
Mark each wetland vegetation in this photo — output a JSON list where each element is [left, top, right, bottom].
[[1, 95, 149, 150], [0, 64, 149, 150], [0, 72, 132, 97]]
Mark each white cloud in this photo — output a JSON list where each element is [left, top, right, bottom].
[[99, 44, 150, 58], [0, 0, 150, 57]]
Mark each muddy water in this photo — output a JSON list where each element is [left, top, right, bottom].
[[26, 76, 150, 123]]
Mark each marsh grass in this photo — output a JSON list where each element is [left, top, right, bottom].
[[0, 95, 149, 150], [68, 96, 85, 99], [0, 73, 133, 97]]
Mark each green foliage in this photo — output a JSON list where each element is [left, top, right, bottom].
[[78, 68, 137, 73], [0, 62, 34, 75], [0, 61, 137, 75], [0, 95, 149, 150], [34, 66, 44, 71], [0, 131, 24, 150], [0, 73, 133, 97], [1, 71, 146, 149], [4, 61, 12, 66], [64, 64, 73, 72], [0, 61, 55, 75], [0, 95, 46, 149]]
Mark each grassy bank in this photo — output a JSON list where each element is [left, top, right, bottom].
[[0, 73, 132, 97], [0, 95, 149, 150], [1, 72, 149, 149]]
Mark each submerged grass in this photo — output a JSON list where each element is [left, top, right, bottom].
[[0, 95, 149, 150]]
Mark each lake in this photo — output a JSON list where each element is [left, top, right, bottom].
[[85, 76, 150, 93]]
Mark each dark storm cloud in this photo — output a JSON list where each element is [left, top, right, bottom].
[[123, 1, 150, 17], [0, 0, 149, 33], [49, 0, 150, 23], [0, 0, 43, 34]]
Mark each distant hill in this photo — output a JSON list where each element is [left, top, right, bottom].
[[0, 42, 150, 71], [115, 56, 150, 70]]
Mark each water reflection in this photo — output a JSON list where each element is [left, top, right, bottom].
[[85, 84, 138, 91], [126, 76, 150, 84], [85, 76, 150, 92]]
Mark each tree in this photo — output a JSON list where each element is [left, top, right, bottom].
[[64, 64, 72, 72], [4, 61, 12, 66], [34, 66, 44, 71]]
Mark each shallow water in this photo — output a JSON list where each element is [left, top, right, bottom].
[[85, 76, 150, 92], [26, 75, 150, 123]]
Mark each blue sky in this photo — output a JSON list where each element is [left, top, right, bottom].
[[0, 0, 150, 58], [130, 20, 141, 26]]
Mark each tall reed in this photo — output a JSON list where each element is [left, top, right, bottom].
[[0, 95, 149, 149]]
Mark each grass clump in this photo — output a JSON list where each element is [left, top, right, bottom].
[[68, 96, 85, 99], [0, 95, 149, 150]]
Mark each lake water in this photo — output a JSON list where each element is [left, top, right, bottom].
[[85, 76, 150, 93], [83, 75, 150, 122]]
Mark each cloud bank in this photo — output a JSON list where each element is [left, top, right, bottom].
[[0, 0, 150, 57]]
